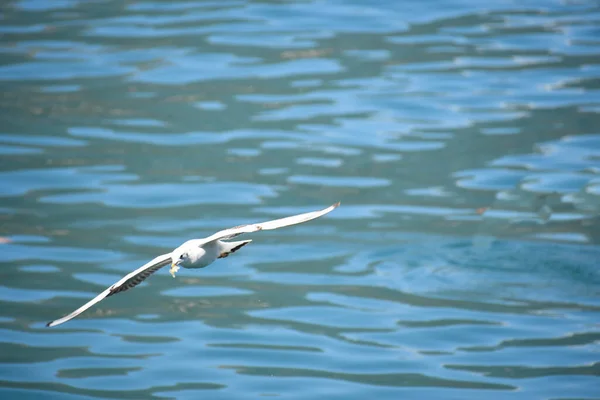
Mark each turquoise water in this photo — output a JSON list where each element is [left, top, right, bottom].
[[1, 0, 600, 398]]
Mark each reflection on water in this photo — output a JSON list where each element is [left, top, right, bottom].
[[1, 0, 599, 398]]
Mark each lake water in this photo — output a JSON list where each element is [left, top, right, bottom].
[[1, 0, 599, 398]]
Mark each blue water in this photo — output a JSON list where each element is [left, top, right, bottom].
[[1, 0, 600, 398]]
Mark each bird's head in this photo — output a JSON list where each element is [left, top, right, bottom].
[[171, 248, 190, 269]]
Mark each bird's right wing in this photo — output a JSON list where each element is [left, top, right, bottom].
[[197, 202, 340, 244], [47, 253, 172, 327]]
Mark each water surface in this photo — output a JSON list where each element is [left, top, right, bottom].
[[1, 0, 599, 399]]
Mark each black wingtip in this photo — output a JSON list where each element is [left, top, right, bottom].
[[46, 321, 52, 328]]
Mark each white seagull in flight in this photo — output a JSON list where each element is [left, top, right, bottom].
[[47, 202, 340, 327]]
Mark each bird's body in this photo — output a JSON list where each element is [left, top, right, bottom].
[[172, 239, 217, 269], [170, 239, 251, 274], [47, 202, 339, 327]]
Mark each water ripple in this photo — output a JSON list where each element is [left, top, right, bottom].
[[1, 0, 599, 399]]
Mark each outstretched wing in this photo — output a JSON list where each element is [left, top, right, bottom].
[[198, 202, 340, 244], [47, 253, 172, 327]]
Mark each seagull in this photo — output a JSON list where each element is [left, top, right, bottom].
[[47, 202, 340, 327]]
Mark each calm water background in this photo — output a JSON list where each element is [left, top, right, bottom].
[[1, 0, 600, 398]]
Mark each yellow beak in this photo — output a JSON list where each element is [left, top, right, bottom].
[[169, 263, 180, 278]]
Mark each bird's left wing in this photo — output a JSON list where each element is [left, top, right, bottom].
[[47, 253, 172, 327], [197, 202, 340, 244]]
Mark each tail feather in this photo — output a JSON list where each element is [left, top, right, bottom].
[[218, 239, 251, 259]]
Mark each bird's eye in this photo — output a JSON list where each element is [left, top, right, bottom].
[[179, 254, 185, 259]]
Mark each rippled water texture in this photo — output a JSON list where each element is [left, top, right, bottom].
[[1, 0, 600, 398]]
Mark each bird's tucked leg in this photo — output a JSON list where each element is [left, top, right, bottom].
[[219, 239, 252, 259]]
